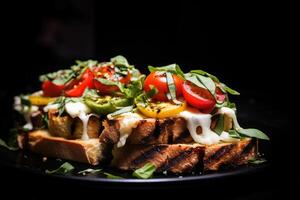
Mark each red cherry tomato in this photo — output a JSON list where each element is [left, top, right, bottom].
[[65, 68, 94, 97], [42, 81, 64, 97], [143, 72, 183, 102], [182, 81, 216, 113], [93, 65, 131, 94], [216, 87, 226, 103]]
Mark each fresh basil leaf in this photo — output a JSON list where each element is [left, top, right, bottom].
[[148, 64, 184, 79], [214, 114, 224, 135], [228, 129, 241, 139], [248, 157, 267, 164], [195, 74, 216, 95], [45, 162, 74, 175], [107, 106, 134, 119], [103, 172, 124, 179], [237, 128, 269, 140], [83, 88, 100, 99], [184, 73, 206, 89], [132, 163, 156, 179], [165, 72, 181, 105], [0, 138, 18, 151], [190, 69, 220, 83], [111, 55, 129, 67], [78, 168, 102, 175], [221, 84, 240, 95]]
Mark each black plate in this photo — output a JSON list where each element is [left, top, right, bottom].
[[0, 144, 271, 189], [0, 115, 273, 191]]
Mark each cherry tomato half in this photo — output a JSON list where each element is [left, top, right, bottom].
[[143, 72, 183, 102], [42, 81, 64, 97], [182, 81, 216, 113]]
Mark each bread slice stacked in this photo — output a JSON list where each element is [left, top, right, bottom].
[[18, 110, 256, 173]]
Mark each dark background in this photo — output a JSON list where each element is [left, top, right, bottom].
[[0, 1, 296, 199]]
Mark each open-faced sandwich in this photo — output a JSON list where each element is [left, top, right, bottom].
[[10, 55, 269, 174]]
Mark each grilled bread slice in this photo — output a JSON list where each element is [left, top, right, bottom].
[[111, 144, 204, 173], [111, 138, 256, 173], [18, 130, 104, 165], [100, 115, 233, 146]]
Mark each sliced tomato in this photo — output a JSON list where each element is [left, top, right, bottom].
[[143, 72, 183, 102], [93, 65, 131, 94], [182, 81, 216, 113], [42, 81, 64, 97], [65, 68, 94, 97]]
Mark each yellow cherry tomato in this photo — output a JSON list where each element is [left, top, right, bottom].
[[28, 96, 56, 106], [137, 101, 187, 118]]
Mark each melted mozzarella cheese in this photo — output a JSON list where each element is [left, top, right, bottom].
[[179, 108, 220, 145], [117, 112, 143, 148], [65, 102, 92, 140], [219, 131, 240, 142], [43, 103, 59, 112], [218, 107, 241, 129]]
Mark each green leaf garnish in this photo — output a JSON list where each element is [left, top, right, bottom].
[[107, 106, 134, 119], [165, 72, 182, 105], [132, 163, 156, 179], [213, 114, 224, 135], [103, 172, 124, 179], [228, 129, 242, 139], [78, 168, 102, 175], [111, 55, 129, 67], [248, 157, 267, 164], [237, 128, 270, 140], [185, 72, 216, 95], [190, 69, 220, 83], [45, 162, 74, 175], [148, 64, 184, 79], [0, 138, 18, 151], [221, 84, 240, 95]]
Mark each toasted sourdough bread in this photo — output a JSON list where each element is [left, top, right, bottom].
[[18, 130, 104, 165], [111, 138, 256, 173]]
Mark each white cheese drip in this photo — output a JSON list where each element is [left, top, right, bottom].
[[179, 108, 220, 145], [65, 102, 91, 140], [218, 107, 241, 130], [117, 112, 143, 148]]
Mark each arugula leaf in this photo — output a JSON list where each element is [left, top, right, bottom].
[[248, 157, 267, 164], [111, 55, 129, 67], [237, 128, 270, 140], [107, 106, 134, 119], [78, 168, 102, 175], [228, 129, 242, 139], [165, 72, 182, 105], [190, 69, 220, 83], [45, 162, 74, 175], [132, 163, 156, 179], [213, 114, 224, 135], [148, 64, 184, 79], [103, 172, 124, 179], [0, 138, 18, 151]]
